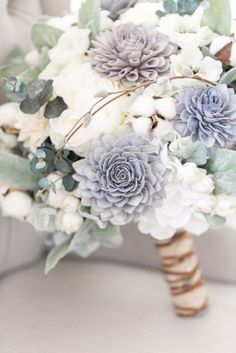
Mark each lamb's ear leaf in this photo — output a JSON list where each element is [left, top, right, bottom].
[[45, 238, 73, 274], [220, 67, 236, 85], [78, 0, 100, 39], [201, 0, 231, 36], [31, 23, 63, 52], [0, 153, 39, 190]]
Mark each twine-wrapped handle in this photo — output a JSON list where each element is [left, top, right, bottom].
[[156, 231, 208, 317]]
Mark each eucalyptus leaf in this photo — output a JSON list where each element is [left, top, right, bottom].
[[177, 0, 201, 15], [44, 96, 68, 119], [0, 153, 39, 190], [78, 0, 100, 39], [20, 97, 41, 114], [201, 0, 231, 35], [31, 23, 63, 51], [0, 77, 27, 103], [55, 158, 73, 174], [62, 175, 78, 192], [206, 148, 236, 194], [163, 0, 177, 13], [220, 67, 236, 85], [205, 214, 226, 228]]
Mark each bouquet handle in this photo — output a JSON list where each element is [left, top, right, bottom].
[[156, 231, 208, 317]]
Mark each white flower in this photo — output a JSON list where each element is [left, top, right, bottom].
[[47, 14, 77, 32], [1, 191, 32, 220], [210, 36, 232, 56], [15, 107, 49, 152], [119, 2, 162, 26], [0, 103, 18, 149], [55, 210, 83, 235], [170, 46, 222, 81], [49, 62, 124, 154], [177, 163, 215, 194], [40, 27, 90, 80], [158, 13, 215, 48], [214, 195, 236, 217]]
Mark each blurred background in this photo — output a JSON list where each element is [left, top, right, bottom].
[[1, 0, 236, 283]]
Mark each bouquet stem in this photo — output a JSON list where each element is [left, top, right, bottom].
[[156, 231, 208, 317]]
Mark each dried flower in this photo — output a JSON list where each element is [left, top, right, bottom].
[[73, 133, 167, 225], [89, 23, 176, 86], [174, 85, 236, 147]]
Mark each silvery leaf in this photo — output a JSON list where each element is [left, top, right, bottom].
[[205, 214, 226, 228], [31, 23, 63, 52], [27, 205, 56, 232], [201, 0, 231, 36], [220, 67, 236, 85], [0, 153, 39, 190], [78, 0, 100, 39]]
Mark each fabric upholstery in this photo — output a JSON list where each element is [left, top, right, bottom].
[[0, 260, 235, 353]]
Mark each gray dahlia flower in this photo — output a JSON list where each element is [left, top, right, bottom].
[[73, 134, 167, 226], [174, 84, 236, 148], [101, 0, 137, 20], [89, 24, 176, 86]]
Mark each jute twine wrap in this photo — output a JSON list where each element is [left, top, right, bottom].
[[156, 231, 208, 317]]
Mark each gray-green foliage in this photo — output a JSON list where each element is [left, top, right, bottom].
[[157, 0, 202, 17], [201, 0, 231, 35], [205, 214, 226, 228], [27, 205, 56, 232], [206, 148, 236, 194], [170, 138, 208, 166], [45, 220, 123, 273], [31, 23, 63, 52], [78, 0, 100, 39], [44, 96, 68, 119], [0, 153, 39, 190], [0, 47, 28, 79], [220, 67, 236, 85]]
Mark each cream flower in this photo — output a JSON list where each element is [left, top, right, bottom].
[[158, 13, 215, 48], [119, 2, 162, 26], [15, 107, 49, 152], [40, 27, 90, 80], [49, 62, 124, 154], [47, 14, 77, 32], [170, 46, 222, 81]]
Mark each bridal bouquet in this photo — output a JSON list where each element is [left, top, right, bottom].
[[0, 0, 236, 293]]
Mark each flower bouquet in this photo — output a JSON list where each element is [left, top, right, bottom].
[[1, 0, 236, 316]]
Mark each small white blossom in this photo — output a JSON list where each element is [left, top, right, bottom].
[[159, 13, 215, 48], [119, 2, 162, 26], [170, 46, 223, 82]]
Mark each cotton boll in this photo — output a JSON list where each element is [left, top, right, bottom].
[[61, 195, 80, 213], [1, 191, 32, 220], [154, 97, 176, 120], [153, 120, 173, 138], [130, 95, 156, 117], [196, 195, 216, 214], [214, 195, 236, 217], [131, 117, 152, 136], [56, 211, 83, 235], [119, 2, 161, 26]]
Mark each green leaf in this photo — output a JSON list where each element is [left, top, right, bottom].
[[55, 158, 73, 174], [27, 205, 56, 232], [78, 0, 100, 39], [44, 96, 68, 119], [206, 148, 236, 194], [0, 153, 39, 190], [201, 0, 231, 35], [220, 67, 236, 85], [97, 223, 123, 248], [163, 0, 178, 13], [45, 237, 73, 274], [177, 0, 201, 15], [0, 77, 27, 103], [62, 175, 78, 192], [31, 23, 63, 52], [0, 47, 28, 78], [170, 138, 208, 166], [205, 214, 226, 228]]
